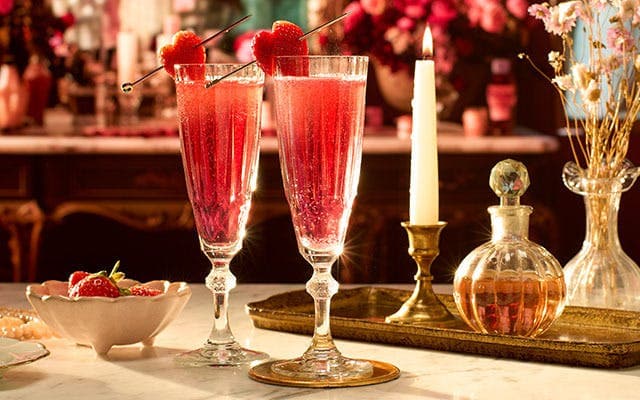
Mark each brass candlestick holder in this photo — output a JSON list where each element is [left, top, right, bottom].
[[385, 221, 456, 325]]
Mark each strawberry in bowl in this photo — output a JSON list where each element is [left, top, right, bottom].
[[67, 261, 163, 298], [26, 262, 191, 355]]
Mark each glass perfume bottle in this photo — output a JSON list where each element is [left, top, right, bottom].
[[453, 159, 566, 337]]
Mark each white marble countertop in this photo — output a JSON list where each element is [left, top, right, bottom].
[[1, 119, 558, 155], [2, 283, 635, 400]]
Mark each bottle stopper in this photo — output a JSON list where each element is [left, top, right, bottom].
[[489, 159, 530, 206]]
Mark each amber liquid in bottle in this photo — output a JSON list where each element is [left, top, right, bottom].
[[455, 274, 565, 336], [454, 160, 566, 337]]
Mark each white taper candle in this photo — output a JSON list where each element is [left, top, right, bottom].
[[409, 26, 439, 225]]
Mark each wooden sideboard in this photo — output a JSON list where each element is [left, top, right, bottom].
[[0, 124, 570, 284]]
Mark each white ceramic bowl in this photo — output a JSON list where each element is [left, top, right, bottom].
[[26, 279, 191, 355]]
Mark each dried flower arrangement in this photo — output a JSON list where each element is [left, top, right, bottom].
[[523, 0, 639, 178]]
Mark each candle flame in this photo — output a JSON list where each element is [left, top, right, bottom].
[[422, 25, 433, 58]]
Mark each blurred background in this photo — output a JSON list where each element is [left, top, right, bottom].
[[0, 0, 638, 285]]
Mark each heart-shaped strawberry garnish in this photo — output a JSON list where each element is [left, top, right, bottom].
[[251, 21, 309, 76], [159, 30, 206, 78]]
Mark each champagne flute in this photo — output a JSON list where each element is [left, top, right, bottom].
[[173, 63, 268, 366], [269, 55, 373, 381]]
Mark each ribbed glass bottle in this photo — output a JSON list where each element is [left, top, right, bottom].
[[453, 159, 566, 337]]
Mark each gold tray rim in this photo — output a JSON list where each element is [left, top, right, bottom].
[[246, 286, 640, 369]]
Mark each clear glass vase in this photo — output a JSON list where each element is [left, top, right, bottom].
[[562, 160, 640, 310]]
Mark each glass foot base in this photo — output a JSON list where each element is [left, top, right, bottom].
[[272, 354, 373, 381], [249, 359, 400, 388], [175, 341, 269, 367]]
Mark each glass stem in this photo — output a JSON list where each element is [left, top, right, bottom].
[[205, 258, 237, 345], [305, 262, 340, 357]]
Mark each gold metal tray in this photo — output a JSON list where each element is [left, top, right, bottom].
[[246, 287, 640, 369]]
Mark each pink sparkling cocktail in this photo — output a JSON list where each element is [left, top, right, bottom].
[[176, 76, 261, 251], [270, 56, 373, 382], [173, 63, 267, 367], [274, 75, 366, 256]]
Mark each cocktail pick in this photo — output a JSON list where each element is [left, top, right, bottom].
[[121, 14, 252, 93], [297, 12, 349, 41], [205, 12, 350, 89]]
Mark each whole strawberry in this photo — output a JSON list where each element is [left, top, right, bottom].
[[69, 275, 120, 298], [68, 261, 126, 298], [68, 270, 89, 293], [129, 285, 163, 297]]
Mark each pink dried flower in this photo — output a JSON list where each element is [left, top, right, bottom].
[[528, 3, 550, 20], [589, 0, 609, 11], [527, 0, 640, 175], [606, 27, 634, 54], [600, 54, 623, 74], [614, 0, 638, 22], [544, 1, 580, 36], [552, 74, 574, 91]]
